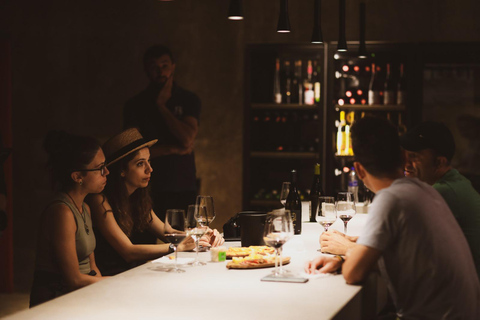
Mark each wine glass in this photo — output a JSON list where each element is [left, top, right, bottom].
[[275, 209, 294, 275], [186, 204, 207, 266], [280, 182, 290, 207], [164, 209, 187, 273], [316, 196, 337, 232], [263, 209, 293, 278], [336, 192, 356, 235], [195, 195, 215, 227]]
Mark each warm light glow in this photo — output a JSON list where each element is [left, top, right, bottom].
[[361, 99, 366, 105], [337, 48, 347, 52], [338, 99, 345, 106], [365, 66, 371, 72], [357, 89, 363, 96], [277, 30, 291, 33], [342, 65, 349, 72], [350, 98, 356, 104], [346, 91, 352, 97], [228, 16, 244, 20], [343, 167, 350, 173], [353, 66, 360, 72], [334, 54, 340, 60], [335, 71, 342, 79]]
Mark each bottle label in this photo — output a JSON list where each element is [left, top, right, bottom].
[[368, 90, 382, 105], [384, 90, 395, 105], [275, 93, 282, 104], [304, 89, 314, 105], [397, 91, 405, 105], [348, 181, 359, 187]]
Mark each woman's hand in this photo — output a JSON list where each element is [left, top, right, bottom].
[[177, 235, 195, 252], [198, 228, 225, 248]]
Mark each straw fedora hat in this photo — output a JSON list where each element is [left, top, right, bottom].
[[103, 128, 157, 166]]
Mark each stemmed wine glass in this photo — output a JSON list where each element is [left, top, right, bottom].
[[336, 192, 356, 235], [280, 182, 290, 207], [263, 209, 294, 278], [316, 196, 337, 232], [186, 204, 207, 266], [164, 209, 187, 273], [195, 195, 215, 251]]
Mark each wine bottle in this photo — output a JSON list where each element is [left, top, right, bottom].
[[296, 60, 303, 105], [286, 169, 302, 234], [397, 113, 407, 136], [397, 63, 406, 105], [336, 111, 346, 155], [313, 61, 321, 103], [291, 61, 299, 104], [368, 63, 383, 105], [284, 60, 292, 104], [274, 58, 282, 104], [383, 63, 395, 105], [346, 111, 355, 155], [309, 163, 324, 222], [304, 60, 314, 105]]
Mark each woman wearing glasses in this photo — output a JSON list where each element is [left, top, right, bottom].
[[86, 128, 223, 276], [30, 131, 109, 307]]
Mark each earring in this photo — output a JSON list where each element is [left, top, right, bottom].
[[79, 180, 83, 186]]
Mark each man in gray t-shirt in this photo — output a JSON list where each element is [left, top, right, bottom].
[[305, 117, 480, 319]]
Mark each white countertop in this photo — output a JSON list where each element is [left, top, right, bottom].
[[6, 215, 370, 320]]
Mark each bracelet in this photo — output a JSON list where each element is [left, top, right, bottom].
[[168, 243, 175, 253], [334, 255, 345, 263]]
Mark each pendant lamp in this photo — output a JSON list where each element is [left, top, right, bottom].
[[337, 0, 347, 52], [277, 0, 291, 33], [228, 0, 244, 20], [311, 0, 323, 43], [358, 2, 367, 58]]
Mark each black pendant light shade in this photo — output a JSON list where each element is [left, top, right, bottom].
[[358, 2, 367, 58], [228, 0, 244, 20], [277, 0, 291, 33], [311, 0, 323, 43], [337, 0, 347, 52]]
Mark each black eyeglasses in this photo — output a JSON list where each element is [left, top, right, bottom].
[[73, 165, 107, 176]]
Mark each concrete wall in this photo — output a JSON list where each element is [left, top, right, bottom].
[[1, 0, 479, 291]]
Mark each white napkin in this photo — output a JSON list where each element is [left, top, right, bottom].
[[299, 271, 336, 280], [151, 257, 194, 265]]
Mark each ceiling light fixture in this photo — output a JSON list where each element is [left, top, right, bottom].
[[277, 0, 291, 33], [228, 0, 244, 20], [358, 2, 367, 58], [337, 0, 347, 52], [311, 0, 323, 43]]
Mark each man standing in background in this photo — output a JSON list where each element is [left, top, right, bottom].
[[124, 45, 200, 222]]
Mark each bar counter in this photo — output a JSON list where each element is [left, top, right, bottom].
[[7, 214, 380, 320]]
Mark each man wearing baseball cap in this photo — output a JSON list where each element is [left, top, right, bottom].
[[401, 121, 480, 278]]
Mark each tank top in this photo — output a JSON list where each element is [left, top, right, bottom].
[[35, 193, 96, 274]]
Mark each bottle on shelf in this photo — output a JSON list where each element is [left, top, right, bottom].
[[286, 169, 302, 234], [397, 113, 407, 136], [345, 111, 355, 155], [295, 60, 303, 105], [397, 63, 407, 105], [368, 63, 383, 105], [284, 60, 292, 104], [313, 61, 321, 103], [309, 163, 324, 222], [383, 63, 396, 105], [304, 60, 314, 105], [336, 111, 346, 155], [348, 166, 359, 203], [274, 58, 282, 104]]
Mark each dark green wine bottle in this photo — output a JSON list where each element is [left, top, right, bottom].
[[309, 163, 323, 222], [286, 169, 302, 234]]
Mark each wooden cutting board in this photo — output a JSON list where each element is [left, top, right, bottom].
[[226, 257, 291, 269]]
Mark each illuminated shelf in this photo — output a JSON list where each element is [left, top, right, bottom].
[[249, 200, 283, 207], [252, 103, 318, 110], [335, 104, 406, 111], [250, 151, 318, 159]]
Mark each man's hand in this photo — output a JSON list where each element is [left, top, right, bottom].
[[156, 75, 173, 107], [320, 230, 357, 255], [304, 255, 343, 274], [177, 236, 195, 252]]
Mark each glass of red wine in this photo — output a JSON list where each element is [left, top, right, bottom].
[[164, 209, 187, 273], [263, 209, 294, 278], [336, 192, 356, 235]]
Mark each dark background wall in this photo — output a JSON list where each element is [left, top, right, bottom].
[[1, 0, 479, 291]]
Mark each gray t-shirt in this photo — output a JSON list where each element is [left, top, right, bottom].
[[357, 177, 480, 319]]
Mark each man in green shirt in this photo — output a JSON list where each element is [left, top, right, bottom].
[[402, 121, 480, 279]]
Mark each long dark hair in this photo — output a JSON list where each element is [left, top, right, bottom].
[[43, 130, 100, 190], [102, 150, 153, 237]]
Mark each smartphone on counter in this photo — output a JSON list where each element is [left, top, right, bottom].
[[261, 275, 309, 283]]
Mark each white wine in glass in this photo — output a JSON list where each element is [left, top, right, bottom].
[[186, 204, 207, 266], [164, 209, 187, 273]]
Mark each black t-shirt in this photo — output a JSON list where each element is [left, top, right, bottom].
[[124, 83, 200, 192]]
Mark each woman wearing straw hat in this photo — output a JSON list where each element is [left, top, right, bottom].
[[30, 131, 109, 307], [87, 128, 224, 276]]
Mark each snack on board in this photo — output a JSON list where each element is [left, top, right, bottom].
[[226, 253, 290, 269], [226, 246, 275, 259]]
